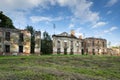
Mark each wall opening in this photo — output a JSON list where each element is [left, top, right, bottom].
[[5, 45, 10, 53], [19, 45, 23, 53]]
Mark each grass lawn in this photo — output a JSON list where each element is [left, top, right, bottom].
[[0, 55, 120, 80]]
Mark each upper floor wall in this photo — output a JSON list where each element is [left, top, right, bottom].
[[84, 37, 107, 48]]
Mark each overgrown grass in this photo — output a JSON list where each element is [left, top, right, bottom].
[[0, 55, 120, 80]]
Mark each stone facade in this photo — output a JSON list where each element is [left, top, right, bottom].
[[0, 27, 107, 55], [52, 32, 107, 55], [35, 31, 41, 54], [52, 32, 82, 55], [0, 28, 31, 55], [0, 28, 41, 55], [84, 37, 107, 55], [107, 47, 120, 56]]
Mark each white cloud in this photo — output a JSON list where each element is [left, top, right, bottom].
[[104, 26, 118, 33], [30, 16, 63, 23], [105, 0, 118, 7], [94, 26, 118, 37], [110, 26, 118, 30], [1, 10, 28, 29], [11, 11, 28, 29], [0, 0, 48, 11], [56, 0, 99, 24], [0, 0, 100, 28], [69, 23, 74, 28], [92, 22, 107, 28], [0, 0, 50, 28], [68, 27, 83, 37], [114, 42, 120, 46], [107, 11, 112, 15], [74, 27, 83, 38]]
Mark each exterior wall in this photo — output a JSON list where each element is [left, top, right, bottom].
[[0, 31, 3, 55], [84, 38, 107, 55], [0, 28, 31, 55], [35, 31, 41, 54], [53, 32, 107, 55], [10, 32, 19, 53], [52, 32, 82, 55], [21, 30, 31, 54], [107, 47, 120, 56]]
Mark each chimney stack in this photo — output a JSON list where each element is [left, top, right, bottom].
[[79, 35, 82, 39], [71, 29, 75, 36]]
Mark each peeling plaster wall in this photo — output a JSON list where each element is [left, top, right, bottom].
[[53, 32, 107, 55], [34, 31, 41, 54], [0, 28, 31, 55]]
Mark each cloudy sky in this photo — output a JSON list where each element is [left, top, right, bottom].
[[0, 0, 120, 46]]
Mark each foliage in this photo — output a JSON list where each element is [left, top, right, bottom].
[[0, 55, 120, 80], [26, 25, 35, 53], [41, 31, 53, 54], [0, 11, 15, 28], [112, 46, 120, 49]]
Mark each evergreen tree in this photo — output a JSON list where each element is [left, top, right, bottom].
[[41, 31, 53, 55], [0, 11, 15, 28], [26, 25, 35, 53]]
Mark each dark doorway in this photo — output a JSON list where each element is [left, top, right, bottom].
[[70, 48, 73, 55], [103, 49, 105, 54], [5, 45, 10, 53], [81, 49, 84, 55], [98, 49, 99, 54], [57, 48, 61, 54], [64, 48, 67, 55], [93, 49, 95, 55], [19, 45, 23, 53]]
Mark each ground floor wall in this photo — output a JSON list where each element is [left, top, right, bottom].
[[84, 48, 107, 55], [53, 47, 82, 55], [53, 47, 107, 55], [0, 42, 31, 55]]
